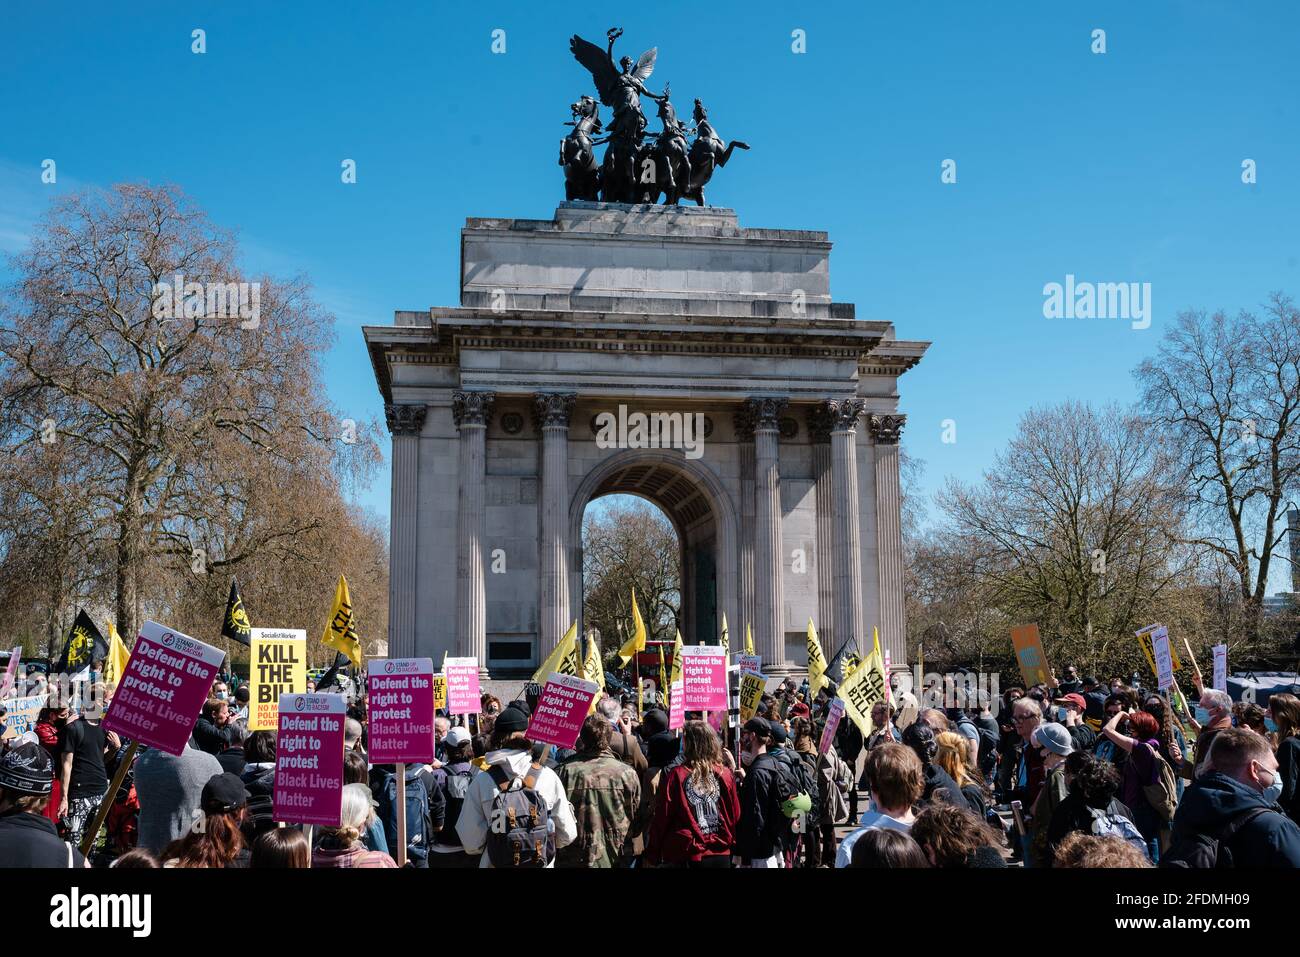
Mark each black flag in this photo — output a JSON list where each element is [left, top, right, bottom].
[[55, 609, 108, 674], [316, 652, 351, 693], [221, 579, 252, 646]]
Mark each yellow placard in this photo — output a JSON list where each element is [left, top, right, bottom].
[[739, 672, 766, 722], [433, 673, 447, 712], [1135, 623, 1182, 676], [1010, 625, 1051, 687], [250, 629, 307, 731], [840, 647, 888, 736]]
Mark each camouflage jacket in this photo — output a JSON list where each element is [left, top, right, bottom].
[[556, 749, 641, 868]]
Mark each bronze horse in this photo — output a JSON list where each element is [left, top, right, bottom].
[[681, 99, 748, 207], [559, 95, 603, 201]]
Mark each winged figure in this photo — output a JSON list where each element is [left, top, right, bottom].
[[569, 28, 667, 145]]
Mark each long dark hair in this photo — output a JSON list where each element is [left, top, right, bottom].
[[161, 810, 246, 868]]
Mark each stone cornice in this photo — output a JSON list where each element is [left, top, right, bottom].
[[451, 391, 496, 429], [384, 403, 427, 436]]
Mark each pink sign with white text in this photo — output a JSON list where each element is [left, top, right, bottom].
[[526, 673, 599, 750], [103, 621, 224, 755], [367, 658, 435, 763], [273, 693, 346, 826], [444, 657, 482, 715], [681, 645, 728, 711]]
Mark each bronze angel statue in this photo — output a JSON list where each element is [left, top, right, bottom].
[[570, 28, 669, 203]]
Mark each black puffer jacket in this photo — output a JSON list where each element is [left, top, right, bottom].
[[241, 762, 276, 839], [736, 753, 787, 862], [1169, 772, 1300, 867], [0, 810, 87, 868]]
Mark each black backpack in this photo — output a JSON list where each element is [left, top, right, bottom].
[[375, 766, 432, 867], [1161, 808, 1270, 869], [484, 746, 554, 868]]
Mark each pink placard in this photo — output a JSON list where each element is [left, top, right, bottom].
[[681, 645, 728, 711], [668, 679, 685, 730], [526, 672, 599, 750], [103, 621, 224, 755], [444, 657, 481, 716], [819, 698, 845, 755], [273, 693, 346, 826], [367, 658, 435, 763]]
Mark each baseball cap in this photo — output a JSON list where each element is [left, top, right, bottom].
[[445, 726, 471, 748], [201, 772, 251, 814], [742, 717, 773, 738], [1054, 693, 1087, 712]]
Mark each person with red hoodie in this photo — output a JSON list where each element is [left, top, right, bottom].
[[644, 720, 739, 867]]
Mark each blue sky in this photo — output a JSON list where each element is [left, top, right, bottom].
[[2, 1, 1298, 592]]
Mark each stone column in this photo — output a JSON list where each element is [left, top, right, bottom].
[[807, 404, 836, 655], [533, 393, 576, 657], [385, 403, 427, 660], [869, 413, 907, 668], [733, 406, 757, 641], [827, 399, 868, 659], [453, 391, 495, 677], [747, 397, 789, 673]]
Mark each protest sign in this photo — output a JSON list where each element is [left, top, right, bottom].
[[1, 646, 20, 698], [433, 673, 447, 712], [819, 698, 845, 755], [249, 628, 307, 731], [273, 693, 346, 827], [526, 672, 599, 749], [738, 671, 765, 722], [0, 693, 44, 739], [103, 621, 223, 755], [681, 645, 728, 711], [668, 678, 685, 730], [1135, 622, 1182, 676], [738, 654, 762, 677], [840, 647, 888, 737], [1212, 644, 1228, 693], [367, 658, 435, 763], [1151, 626, 1175, 690], [1010, 625, 1051, 687], [445, 657, 481, 715]]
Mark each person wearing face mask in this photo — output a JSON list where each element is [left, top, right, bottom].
[[34, 704, 70, 829], [1164, 728, 1300, 867], [1181, 689, 1233, 781], [734, 718, 788, 868]]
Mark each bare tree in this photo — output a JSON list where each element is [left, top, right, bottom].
[[581, 496, 680, 657], [1136, 295, 1300, 645], [0, 184, 383, 648], [939, 401, 1197, 675]]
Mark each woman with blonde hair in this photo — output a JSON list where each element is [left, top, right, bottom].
[[312, 783, 398, 868], [644, 720, 739, 867], [1269, 693, 1300, 825], [936, 730, 989, 820]]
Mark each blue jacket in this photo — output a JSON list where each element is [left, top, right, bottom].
[[1170, 771, 1300, 867]]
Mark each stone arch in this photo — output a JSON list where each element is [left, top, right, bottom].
[[568, 448, 739, 646]]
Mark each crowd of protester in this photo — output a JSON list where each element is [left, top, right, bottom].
[[3, 662, 1299, 869]]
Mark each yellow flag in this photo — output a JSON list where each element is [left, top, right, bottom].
[[582, 628, 605, 712], [535, 621, 582, 684], [873, 626, 882, 660], [841, 644, 888, 737], [720, 613, 730, 654], [670, 629, 684, 686], [322, 575, 362, 668], [616, 588, 648, 667], [807, 619, 829, 698], [744, 623, 755, 656], [102, 622, 131, 688]]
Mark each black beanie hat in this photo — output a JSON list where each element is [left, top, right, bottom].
[[0, 742, 54, 795], [494, 705, 530, 734]]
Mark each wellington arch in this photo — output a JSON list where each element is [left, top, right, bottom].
[[364, 203, 930, 680]]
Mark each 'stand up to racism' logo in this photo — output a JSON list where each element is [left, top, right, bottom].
[[385, 661, 395, 673], [161, 633, 175, 647], [295, 696, 306, 711]]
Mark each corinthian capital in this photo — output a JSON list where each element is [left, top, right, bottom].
[[744, 396, 789, 432], [867, 413, 907, 445], [385, 403, 427, 436], [452, 391, 496, 429], [823, 398, 868, 434], [531, 392, 577, 431]]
